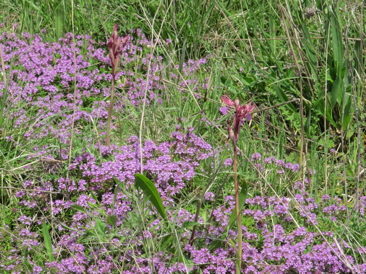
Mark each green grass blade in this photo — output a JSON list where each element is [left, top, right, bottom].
[[305, 109, 312, 138], [301, 23, 318, 79], [54, 0, 65, 40], [269, 16, 277, 55]]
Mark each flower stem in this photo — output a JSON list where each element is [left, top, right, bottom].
[[106, 76, 115, 147], [233, 145, 242, 274]]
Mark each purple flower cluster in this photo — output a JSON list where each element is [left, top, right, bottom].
[[250, 153, 301, 173], [0, 31, 209, 145], [66, 128, 213, 197], [1, 125, 215, 273], [3, 155, 366, 273]]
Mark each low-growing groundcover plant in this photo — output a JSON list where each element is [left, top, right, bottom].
[[0, 30, 366, 274]]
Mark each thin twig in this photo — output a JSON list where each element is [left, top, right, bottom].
[[253, 98, 299, 114]]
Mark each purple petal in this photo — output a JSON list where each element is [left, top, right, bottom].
[[219, 107, 229, 115]]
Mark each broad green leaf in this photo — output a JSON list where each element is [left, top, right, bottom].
[[95, 219, 106, 236], [71, 205, 86, 214], [42, 223, 54, 262], [330, 10, 344, 73], [134, 174, 167, 219], [106, 215, 117, 226], [330, 75, 343, 108]]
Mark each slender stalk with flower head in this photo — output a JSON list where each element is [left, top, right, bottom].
[[106, 24, 129, 147], [221, 95, 255, 273]]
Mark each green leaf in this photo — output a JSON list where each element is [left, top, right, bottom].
[[273, 85, 296, 113], [114, 177, 124, 190], [304, 110, 312, 138], [87, 202, 99, 209], [106, 215, 117, 226], [341, 94, 353, 130], [326, 70, 334, 83], [95, 219, 106, 236], [314, 98, 337, 128], [71, 205, 86, 214], [241, 76, 255, 86], [160, 234, 174, 251], [208, 239, 225, 251], [90, 192, 98, 202], [301, 23, 317, 68], [226, 179, 248, 233], [134, 174, 167, 219], [182, 221, 200, 229], [330, 9, 344, 73], [42, 223, 54, 262], [330, 76, 343, 108]]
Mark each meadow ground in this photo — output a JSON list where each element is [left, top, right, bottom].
[[0, 1, 365, 273]]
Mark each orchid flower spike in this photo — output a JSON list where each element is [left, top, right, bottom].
[[221, 94, 255, 144], [107, 24, 129, 78]]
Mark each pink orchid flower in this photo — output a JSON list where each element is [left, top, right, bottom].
[[107, 24, 129, 79], [221, 94, 255, 144]]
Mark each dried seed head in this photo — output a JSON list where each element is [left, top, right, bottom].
[[304, 7, 321, 18]]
